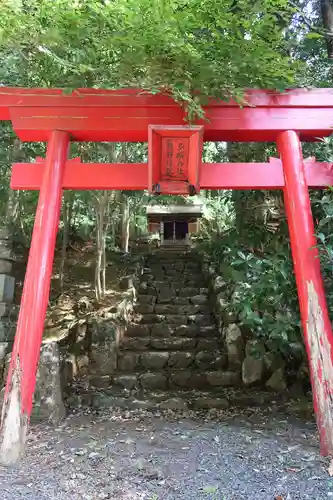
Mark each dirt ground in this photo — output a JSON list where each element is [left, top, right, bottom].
[[0, 406, 331, 500]]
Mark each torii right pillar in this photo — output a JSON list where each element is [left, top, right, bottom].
[[277, 130, 333, 455]]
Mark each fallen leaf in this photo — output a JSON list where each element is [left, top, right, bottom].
[[284, 467, 304, 473]]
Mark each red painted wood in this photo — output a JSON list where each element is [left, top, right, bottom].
[[0, 87, 331, 141], [11, 159, 148, 190], [10, 158, 333, 191], [1, 87, 333, 113], [277, 130, 333, 456], [0, 131, 69, 460], [9, 105, 333, 142]]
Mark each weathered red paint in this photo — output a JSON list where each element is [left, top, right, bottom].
[[0, 130, 69, 464], [0, 87, 332, 141], [10, 157, 333, 191], [277, 130, 333, 456], [148, 125, 203, 195]]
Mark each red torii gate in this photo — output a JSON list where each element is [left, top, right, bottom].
[[1, 87, 333, 464]]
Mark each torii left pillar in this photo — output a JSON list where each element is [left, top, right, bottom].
[[0, 130, 69, 465]]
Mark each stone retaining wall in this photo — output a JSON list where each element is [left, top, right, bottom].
[[199, 250, 308, 393]]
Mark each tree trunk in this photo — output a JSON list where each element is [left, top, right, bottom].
[[321, 0, 333, 59], [121, 194, 130, 253], [95, 200, 103, 303], [94, 191, 109, 302], [59, 193, 73, 293]]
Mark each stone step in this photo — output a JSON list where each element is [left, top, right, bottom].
[[67, 387, 284, 412], [138, 284, 208, 296], [134, 313, 214, 326], [134, 303, 210, 315], [136, 294, 209, 306], [117, 349, 227, 372], [111, 369, 240, 391], [125, 323, 218, 338], [120, 336, 222, 352]]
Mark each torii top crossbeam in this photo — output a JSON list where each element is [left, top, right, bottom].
[[1, 87, 333, 142]]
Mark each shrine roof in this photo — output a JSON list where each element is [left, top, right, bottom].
[[147, 205, 203, 219]]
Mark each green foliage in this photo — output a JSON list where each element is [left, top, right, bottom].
[[0, 0, 298, 117]]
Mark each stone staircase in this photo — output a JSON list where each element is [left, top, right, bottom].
[[110, 248, 239, 403]]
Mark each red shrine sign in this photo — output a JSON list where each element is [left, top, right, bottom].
[[1, 87, 333, 465], [148, 125, 203, 195]]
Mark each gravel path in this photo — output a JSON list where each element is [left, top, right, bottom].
[[0, 408, 331, 500]]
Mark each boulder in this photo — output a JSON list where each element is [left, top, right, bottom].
[[242, 356, 265, 386], [263, 351, 284, 373], [266, 367, 287, 392], [224, 324, 244, 368], [213, 276, 227, 294], [217, 295, 237, 324]]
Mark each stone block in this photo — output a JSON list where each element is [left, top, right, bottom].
[[170, 370, 192, 388], [33, 342, 66, 423], [206, 370, 241, 387], [0, 275, 15, 304], [168, 351, 195, 369], [188, 314, 211, 326], [137, 295, 156, 305], [155, 304, 176, 315], [190, 295, 208, 306], [196, 339, 220, 351], [0, 249, 14, 261], [89, 344, 117, 375], [113, 374, 138, 390], [150, 337, 195, 350], [0, 228, 10, 240], [118, 352, 140, 371], [0, 261, 12, 274], [159, 397, 188, 410], [151, 324, 173, 337], [164, 314, 187, 325], [192, 397, 229, 410], [126, 323, 151, 337], [140, 351, 169, 369], [135, 304, 155, 314], [195, 351, 227, 370], [122, 337, 150, 350], [139, 372, 167, 389]]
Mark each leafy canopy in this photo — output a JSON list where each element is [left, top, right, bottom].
[[0, 0, 298, 117]]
